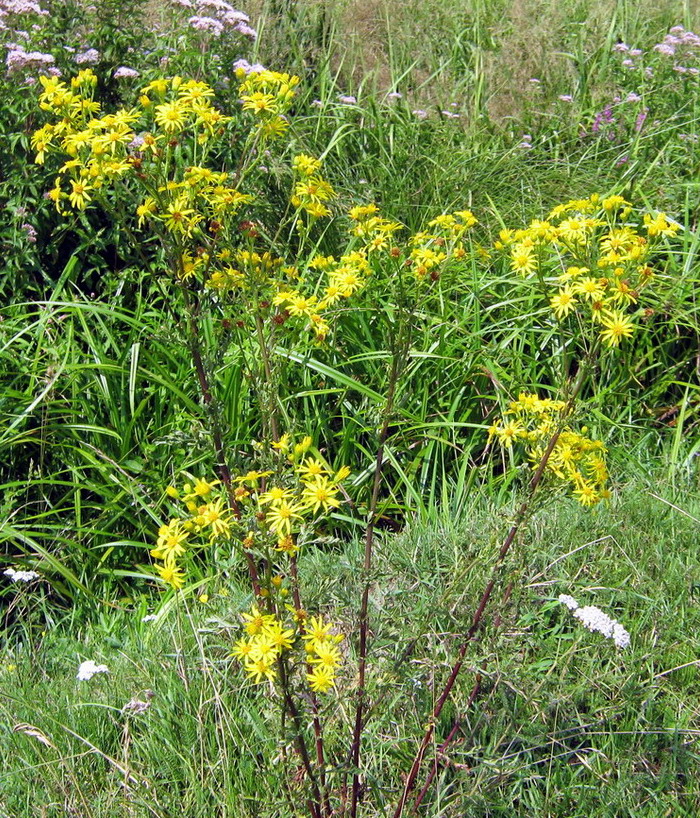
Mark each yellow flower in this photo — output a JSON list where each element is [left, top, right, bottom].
[[265, 500, 304, 535], [307, 665, 335, 693], [573, 482, 599, 506], [241, 92, 277, 114], [230, 637, 255, 661], [643, 212, 679, 238], [600, 310, 634, 347], [161, 198, 200, 234], [293, 153, 322, 175], [154, 101, 188, 132], [334, 465, 351, 482], [183, 477, 220, 501], [275, 535, 298, 555], [136, 197, 158, 226], [258, 486, 292, 507], [155, 561, 186, 590], [301, 476, 341, 514], [194, 498, 231, 539], [297, 457, 328, 479], [241, 605, 277, 636], [308, 641, 342, 668], [151, 519, 189, 562], [244, 655, 277, 683], [263, 622, 295, 651], [510, 244, 537, 276], [550, 286, 578, 320], [68, 179, 93, 210], [573, 277, 605, 302]]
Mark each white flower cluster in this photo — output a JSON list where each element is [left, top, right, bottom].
[[4, 567, 39, 582], [558, 593, 631, 649], [77, 660, 109, 680]]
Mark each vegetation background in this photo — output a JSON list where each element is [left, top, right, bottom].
[[1, 0, 700, 815]]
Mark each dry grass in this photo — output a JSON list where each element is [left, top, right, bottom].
[[142, 0, 697, 120]]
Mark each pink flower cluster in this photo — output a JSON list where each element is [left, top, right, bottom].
[[233, 57, 266, 74], [6, 44, 53, 72], [616, 26, 700, 77], [1, 0, 48, 16], [75, 48, 99, 64], [114, 66, 139, 79], [176, 0, 256, 39]]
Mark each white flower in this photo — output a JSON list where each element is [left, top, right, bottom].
[[574, 605, 615, 637], [612, 622, 631, 649], [558, 593, 579, 611], [559, 594, 631, 649], [141, 614, 157, 622], [4, 567, 39, 583], [77, 660, 109, 680]]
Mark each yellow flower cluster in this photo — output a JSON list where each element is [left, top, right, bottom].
[[273, 246, 370, 341], [34, 73, 234, 223], [238, 68, 299, 140], [488, 392, 609, 506], [152, 477, 229, 589], [231, 606, 343, 692], [150, 438, 351, 590], [495, 194, 680, 348], [257, 434, 350, 553], [291, 153, 336, 218], [348, 203, 478, 280]]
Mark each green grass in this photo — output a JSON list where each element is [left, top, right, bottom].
[[2, 462, 700, 816]]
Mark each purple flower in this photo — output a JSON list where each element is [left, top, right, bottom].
[[386, 91, 402, 100], [625, 92, 642, 102], [6, 47, 54, 72], [613, 42, 629, 52], [196, 0, 233, 10], [2, 0, 47, 14], [221, 9, 249, 24], [635, 108, 648, 131], [21, 223, 37, 242], [234, 22, 256, 38], [412, 109, 428, 119], [621, 58, 635, 68], [233, 58, 266, 75], [189, 15, 224, 35], [338, 94, 357, 104], [558, 94, 573, 102], [75, 48, 99, 64], [114, 66, 139, 79], [653, 43, 675, 56]]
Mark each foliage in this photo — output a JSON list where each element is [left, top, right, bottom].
[[0, 0, 699, 815]]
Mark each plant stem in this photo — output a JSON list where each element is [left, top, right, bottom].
[[348, 320, 405, 818], [253, 309, 281, 443], [289, 555, 331, 817], [277, 655, 324, 818], [182, 292, 265, 597], [393, 356, 594, 817]]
